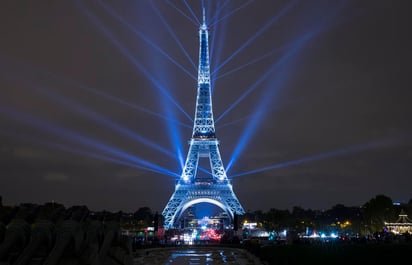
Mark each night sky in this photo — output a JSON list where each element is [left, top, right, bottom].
[[1, 0, 411, 213]]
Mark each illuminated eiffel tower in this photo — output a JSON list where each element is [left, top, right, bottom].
[[162, 9, 244, 229]]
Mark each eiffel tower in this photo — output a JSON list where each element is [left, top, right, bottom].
[[162, 9, 244, 229]]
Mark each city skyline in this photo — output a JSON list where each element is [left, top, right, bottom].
[[0, 1, 411, 213]]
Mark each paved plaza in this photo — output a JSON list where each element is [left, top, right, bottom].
[[134, 247, 264, 265]]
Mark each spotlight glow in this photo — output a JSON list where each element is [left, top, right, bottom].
[[208, 1, 231, 26], [231, 138, 402, 178], [166, 0, 198, 26], [38, 87, 176, 159], [212, 0, 298, 76], [0, 129, 163, 175], [209, 0, 254, 28], [150, 1, 197, 71], [0, 55, 192, 130], [226, 33, 315, 172], [225, 2, 348, 172], [77, 1, 193, 123], [214, 43, 288, 81], [183, 0, 201, 25], [97, 0, 197, 81], [0, 106, 179, 178]]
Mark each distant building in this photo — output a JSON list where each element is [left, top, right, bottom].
[[385, 210, 412, 234]]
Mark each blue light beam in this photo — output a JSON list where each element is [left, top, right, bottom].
[[209, 0, 254, 28], [225, 1, 348, 173], [150, 1, 197, 71], [97, 0, 197, 81], [2, 67, 186, 164], [217, 97, 302, 129], [225, 33, 314, 172], [0, 129, 164, 175], [231, 138, 403, 178], [62, 78, 193, 130], [214, 43, 291, 124], [209, 3, 230, 94], [0, 105, 179, 178], [211, 0, 298, 76], [36, 86, 176, 159], [165, 0, 198, 26], [183, 0, 201, 25], [77, 1, 193, 123], [214, 42, 289, 81], [0, 55, 192, 130], [208, 1, 231, 26]]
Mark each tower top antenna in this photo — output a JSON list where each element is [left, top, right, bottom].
[[202, 7, 206, 27]]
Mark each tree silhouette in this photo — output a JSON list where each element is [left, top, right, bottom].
[[363, 194, 395, 233]]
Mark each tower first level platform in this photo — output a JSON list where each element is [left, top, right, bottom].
[[163, 182, 244, 228]]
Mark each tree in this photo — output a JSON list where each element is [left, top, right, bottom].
[[263, 208, 291, 232], [133, 207, 154, 228], [290, 206, 317, 233], [363, 194, 396, 233], [405, 198, 412, 217]]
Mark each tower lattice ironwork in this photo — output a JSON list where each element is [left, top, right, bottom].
[[162, 9, 244, 229]]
